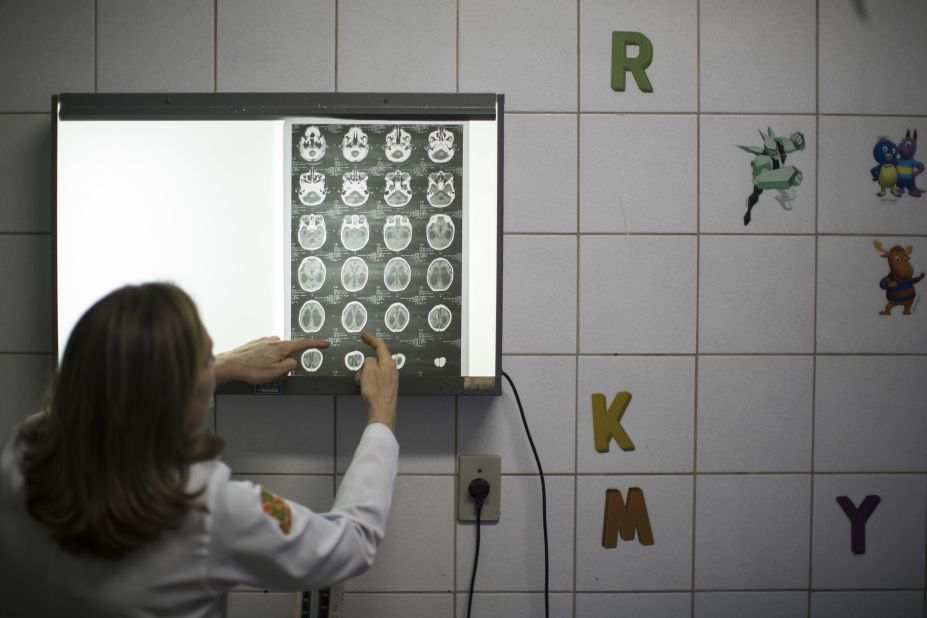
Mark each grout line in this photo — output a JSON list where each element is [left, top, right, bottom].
[[333, 0, 341, 92], [692, 1, 702, 611], [503, 232, 927, 238], [213, 0, 218, 93], [808, 2, 821, 615], [573, 0, 582, 614], [94, 0, 98, 93]]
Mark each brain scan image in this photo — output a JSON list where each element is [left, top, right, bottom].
[[341, 169, 369, 207], [383, 215, 413, 252], [297, 256, 326, 292], [391, 353, 406, 369], [301, 348, 323, 372], [344, 350, 365, 371], [383, 257, 412, 292], [427, 127, 456, 163], [384, 302, 410, 333], [298, 214, 327, 251], [342, 301, 368, 333], [384, 126, 413, 163], [340, 256, 368, 292], [298, 126, 327, 162], [340, 214, 370, 251], [434, 357, 447, 368], [425, 214, 454, 250], [383, 170, 412, 207], [428, 304, 452, 332], [298, 300, 325, 333], [298, 169, 328, 206], [426, 258, 454, 292], [426, 171, 455, 207], [341, 126, 369, 162]]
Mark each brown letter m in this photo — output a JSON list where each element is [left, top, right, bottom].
[[601, 487, 654, 548]]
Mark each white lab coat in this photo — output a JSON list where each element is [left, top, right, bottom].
[[0, 418, 398, 617]]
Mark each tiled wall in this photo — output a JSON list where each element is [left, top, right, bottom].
[[1, 1, 925, 617]]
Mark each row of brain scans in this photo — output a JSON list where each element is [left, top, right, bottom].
[[297, 213, 454, 252], [298, 300, 451, 336], [297, 255, 454, 294], [299, 125, 457, 164], [300, 347, 447, 373], [298, 168, 456, 208]]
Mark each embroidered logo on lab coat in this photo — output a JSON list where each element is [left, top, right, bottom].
[[260, 488, 292, 535]]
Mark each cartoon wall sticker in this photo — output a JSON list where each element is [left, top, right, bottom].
[[870, 130, 923, 199], [738, 128, 805, 225], [896, 130, 924, 197], [873, 240, 924, 315], [871, 137, 900, 198]]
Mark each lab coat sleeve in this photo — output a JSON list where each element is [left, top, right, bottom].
[[206, 422, 399, 591]]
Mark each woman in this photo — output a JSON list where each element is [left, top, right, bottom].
[[0, 282, 399, 616]]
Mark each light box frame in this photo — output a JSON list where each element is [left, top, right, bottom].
[[52, 92, 504, 396]]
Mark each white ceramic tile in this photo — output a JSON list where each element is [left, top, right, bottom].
[[0, 116, 51, 233], [698, 236, 815, 353], [811, 591, 924, 618], [0, 354, 52, 442], [814, 356, 927, 472], [215, 395, 334, 474], [576, 356, 694, 474], [229, 474, 333, 513], [820, 0, 927, 115], [812, 475, 926, 589], [502, 235, 576, 354], [337, 395, 454, 475], [459, 0, 577, 112], [338, 0, 455, 93], [700, 115, 816, 233], [227, 591, 297, 617], [699, 0, 816, 113], [694, 474, 811, 589], [217, 0, 335, 92], [504, 115, 577, 233], [576, 475, 693, 591], [817, 236, 927, 354], [0, 235, 52, 353], [459, 593, 573, 618], [458, 356, 576, 474], [97, 0, 214, 92], [694, 591, 808, 618], [345, 593, 453, 618], [579, 235, 697, 353], [580, 0, 697, 112], [819, 117, 927, 234], [697, 356, 813, 473], [0, 0, 94, 112], [576, 593, 690, 617], [456, 475, 574, 591], [579, 115, 697, 233], [345, 475, 454, 591]]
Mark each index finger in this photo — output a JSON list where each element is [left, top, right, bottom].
[[279, 338, 331, 355], [361, 331, 392, 364]]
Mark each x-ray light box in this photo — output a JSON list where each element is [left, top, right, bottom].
[[54, 93, 503, 395]]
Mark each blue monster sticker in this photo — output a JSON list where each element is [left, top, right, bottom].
[[896, 129, 924, 198]]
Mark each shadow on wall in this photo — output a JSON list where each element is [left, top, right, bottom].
[[854, 0, 869, 21]]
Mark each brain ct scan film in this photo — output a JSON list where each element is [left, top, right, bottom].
[[287, 122, 465, 377]]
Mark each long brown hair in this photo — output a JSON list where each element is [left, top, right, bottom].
[[20, 283, 223, 558]]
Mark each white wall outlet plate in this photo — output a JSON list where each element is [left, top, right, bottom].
[[457, 455, 501, 522]]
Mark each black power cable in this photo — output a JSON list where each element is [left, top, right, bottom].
[[465, 478, 490, 618], [501, 370, 549, 618]]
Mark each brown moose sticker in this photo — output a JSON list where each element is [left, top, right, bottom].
[[873, 240, 924, 315]]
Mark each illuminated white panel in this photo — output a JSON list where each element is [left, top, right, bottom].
[[464, 120, 498, 376], [56, 119, 284, 358]]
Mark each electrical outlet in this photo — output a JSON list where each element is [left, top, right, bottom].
[[457, 455, 501, 522]]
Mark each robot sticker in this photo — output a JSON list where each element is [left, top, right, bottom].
[[738, 128, 805, 225], [870, 130, 923, 199], [873, 240, 924, 315], [287, 122, 464, 377]]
